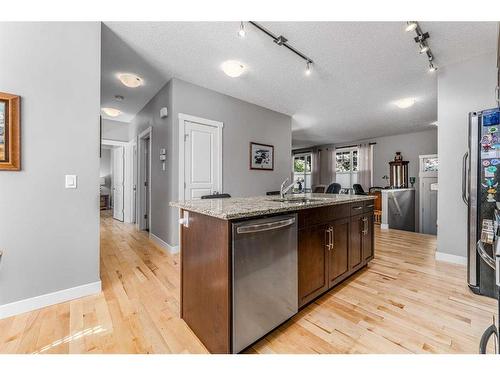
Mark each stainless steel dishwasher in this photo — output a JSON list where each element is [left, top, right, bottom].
[[232, 214, 298, 353]]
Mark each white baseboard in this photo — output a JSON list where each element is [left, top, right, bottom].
[[0, 281, 101, 320], [435, 251, 467, 265], [149, 232, 179, 254], [380, 223, 389, 230]]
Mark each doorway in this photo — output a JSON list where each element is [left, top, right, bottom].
[[101, 139, 132, 222], [137, 127, 152, 231], [178, 114, 223, 200]]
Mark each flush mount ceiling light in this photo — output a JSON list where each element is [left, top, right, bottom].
[[117, 73, 143, 88], [405, 22, 418, 32], [102, 107, 122, 117], [394, 98, 416, 109], [221, 60, 246, 78], [405, 21, 438, 73]]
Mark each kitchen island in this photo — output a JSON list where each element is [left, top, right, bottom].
[[170, 193, 375, 353]]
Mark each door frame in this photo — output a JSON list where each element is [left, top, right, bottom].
[[178, 113, 223, 201], [102, 139, 132, 222], [137, 127, 152, 231]]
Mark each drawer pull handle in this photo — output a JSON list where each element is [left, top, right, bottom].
[[366, 204, 374, 208], [353, 206, 363, 210]]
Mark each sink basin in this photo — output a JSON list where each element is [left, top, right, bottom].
[[269, 197, 324, 204]]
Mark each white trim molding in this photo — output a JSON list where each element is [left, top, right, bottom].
[[435, 251, 467, 265], [178, 113, 223, 201], [0, 281, 102, 319], [150, 232, 179, 254]]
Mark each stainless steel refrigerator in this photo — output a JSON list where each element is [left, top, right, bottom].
[[465, 108, 500, 298]]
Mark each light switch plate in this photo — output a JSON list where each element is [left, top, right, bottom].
[[65, 175, 77, 189]]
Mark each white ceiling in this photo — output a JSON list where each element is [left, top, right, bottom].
[[102, 22, 497, 146], [101, 25, 167, 123]]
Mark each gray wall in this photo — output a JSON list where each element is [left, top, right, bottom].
[[102, 119, 130, 142], [332, 129, 438, 232], [368, 129, 437, 189], [129, 80, 174, 245], [371, 130, 437, 233], [0, 23, 101, 306], [437, 52, 497, 258], [129, 78, 292, 247]]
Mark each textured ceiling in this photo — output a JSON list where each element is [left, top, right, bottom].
[[102, 22, 497, 146]]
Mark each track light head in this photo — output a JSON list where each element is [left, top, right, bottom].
[[305, 61, 312, 76], [238, 22, 246, 38], [405, 21, 418, 32], [419, 43, 430, 54], [428, 63, 438, 72]]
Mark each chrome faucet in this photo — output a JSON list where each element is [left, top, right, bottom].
[[280, 177, 295, 199]]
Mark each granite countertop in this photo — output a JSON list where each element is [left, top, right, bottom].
[[170, 193, 375, 220]]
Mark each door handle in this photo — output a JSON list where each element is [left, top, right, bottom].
[[462, 151, 469, 206], [325, 227, 333, 250], [330, 227, 334, 251], [236, 217, 295, 234], [362, 217, 368, 235]]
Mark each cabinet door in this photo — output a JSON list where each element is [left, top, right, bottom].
[[298, 224, 329, 307], [350, 214, 363, 270], [328, 218, 349, 287], [363, 212, 375, 262]]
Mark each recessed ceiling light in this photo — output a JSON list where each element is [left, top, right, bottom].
[[102, 107, 122, 117], [405, 21, 418, 32], [117, 73, 143, 88], [221, 60, 246, 78], [394, 98, 416, 109]]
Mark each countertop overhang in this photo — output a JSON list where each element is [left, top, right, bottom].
[[170, 193, 375, 220]]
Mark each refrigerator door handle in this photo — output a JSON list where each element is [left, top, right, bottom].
[[462, 151, 469, 206]]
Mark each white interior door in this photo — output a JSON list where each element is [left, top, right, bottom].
[[184, 120, 221, 199], [113, 146, 125, 221]]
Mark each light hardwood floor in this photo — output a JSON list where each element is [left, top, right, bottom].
[[0, 211, 496, 354]]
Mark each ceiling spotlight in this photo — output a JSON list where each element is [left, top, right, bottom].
[[102, 107, 122, 117], [305, 61, 312, 76], [117, 73, 143, 88], [419, 43, 429, 54], [114, 95, 124, 101], [221, 60, 246, 78], [405, 21, 418, 32], [238, 22, 246, 38], [428, 63, 438, 72], [394, 98, 416, 109]]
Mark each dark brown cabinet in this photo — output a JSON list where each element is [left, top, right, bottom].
[[363, 212, 374, 261], [298, 224, 329, 307], [328, 218, 349, 287], [349, 214, 363, 271], [298, 201, 375, 308]]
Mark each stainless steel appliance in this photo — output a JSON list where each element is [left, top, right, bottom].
[[464, 108, 500, 298], [478, 208, 500, 353], [232, 214, 298, 353]]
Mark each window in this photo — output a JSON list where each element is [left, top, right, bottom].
[[335, 148, 358, 188], [293, 153, 312, 192]]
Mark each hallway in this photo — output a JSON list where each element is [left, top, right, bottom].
[[0, 212, 496, 354]]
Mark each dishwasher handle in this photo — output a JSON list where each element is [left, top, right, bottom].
[[236, 217, 295, 234]]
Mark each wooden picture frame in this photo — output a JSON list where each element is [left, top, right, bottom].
[[249, 142, 274, 171], [0, 92, 20, 171]]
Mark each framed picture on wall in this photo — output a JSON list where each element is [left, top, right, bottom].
[[0, 92, 21, 171], [249, 142, 274, 171]]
